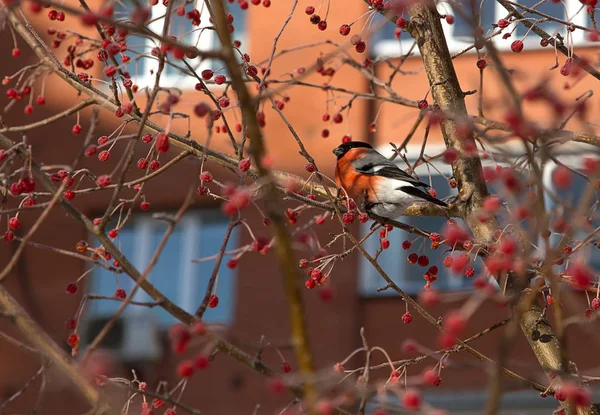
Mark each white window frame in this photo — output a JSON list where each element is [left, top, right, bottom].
[[117, 1, 248, 90], [372, 0, 592, 59], [85, 211, 237, 327]]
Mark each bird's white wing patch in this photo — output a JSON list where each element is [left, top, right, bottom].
[[374, 179, 421, 205]]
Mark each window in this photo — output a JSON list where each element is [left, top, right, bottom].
[[453, 0, 496, 39], [371, 0, 592, 58], [359, 153, 478, 296], [85, 210, 238, 327], [114, 0, 247, 88], [358, 144, 599, 297]]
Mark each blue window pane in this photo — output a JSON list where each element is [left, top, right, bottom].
[[86, 212, 237, 327], [454, 0, 496, 39], [88, 228, 136, 317], [193, 219, 238, 324], [164, 13, 196, 77], [370, 13, 398, 43], [133, 223, 185, 325], [516, 0, 565, 36], [113, 1, 152, 79], [226, 3, 247, 41], [207, 4, 247, 70]]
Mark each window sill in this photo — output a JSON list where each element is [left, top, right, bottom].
[[372, 36, 598, 60]]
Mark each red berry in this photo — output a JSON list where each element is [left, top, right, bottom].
[[98, 150, 110, 162], [108, 229, 118, 239], [402, 389, 421, 410], [97, 175, 111, 187], [402, 312, 412, 324], [72, 124, 82, 135], [239, 158, 251, 172], [511, 40, 524, 53], [4, 231, 15, 241], [177, 361, 194, 378], [497, 18, 509, 28], [342, 212, 355, 224], [200, 171, 213, 183], [423, 368, 439, 386], [443, 148, 458, 164], [84, 145, 97, 157], [208, 294, 219, 308], [339, 24, 351, 36], [115, 288, 126, 299], [304, 163, 315, 173], [355, 41, 366, 53], [445, 15, 455, 24], [407, 253, 418, 264], [137, 158, 149, 169], [444, 310, 466, 336], [194, 354, 209, 369], [65, 283, 78, 294], [67, 333, 80, 348], [149, 160, 160, 171], [282, 361, 292, 373], [8, 217, 20, 230], [417, 255, 429, 267], [401, 240, 412, 250], [64, 190, 75, 201], [156, 133, 169, 153], [552, 165, 572, 189], [418, 99, 428, 110], [381, 239, 390, 249]]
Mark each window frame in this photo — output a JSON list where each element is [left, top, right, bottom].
[[83, 209, 238, 328], [371, 0, 592, 59]]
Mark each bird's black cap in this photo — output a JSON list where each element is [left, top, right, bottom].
[[332, 141, 372, 159]]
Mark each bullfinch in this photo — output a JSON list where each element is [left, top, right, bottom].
[[333, 141, 448, 219]]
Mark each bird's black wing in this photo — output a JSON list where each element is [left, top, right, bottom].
[[352, 153, 429, 187], [372, 166, 429, 188], [398, 186, 448, 207]]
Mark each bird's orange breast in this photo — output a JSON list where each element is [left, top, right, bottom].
[[335, 148, 376, 201]]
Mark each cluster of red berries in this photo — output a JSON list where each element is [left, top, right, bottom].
[[554, 382, 592, 408]]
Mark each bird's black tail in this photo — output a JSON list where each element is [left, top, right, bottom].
[[398, 186, 448, 207]]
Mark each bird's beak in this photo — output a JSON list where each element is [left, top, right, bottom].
[[333, 146, 344, 158]]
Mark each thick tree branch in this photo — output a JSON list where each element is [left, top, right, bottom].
[[208, 0, 317, 411]]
